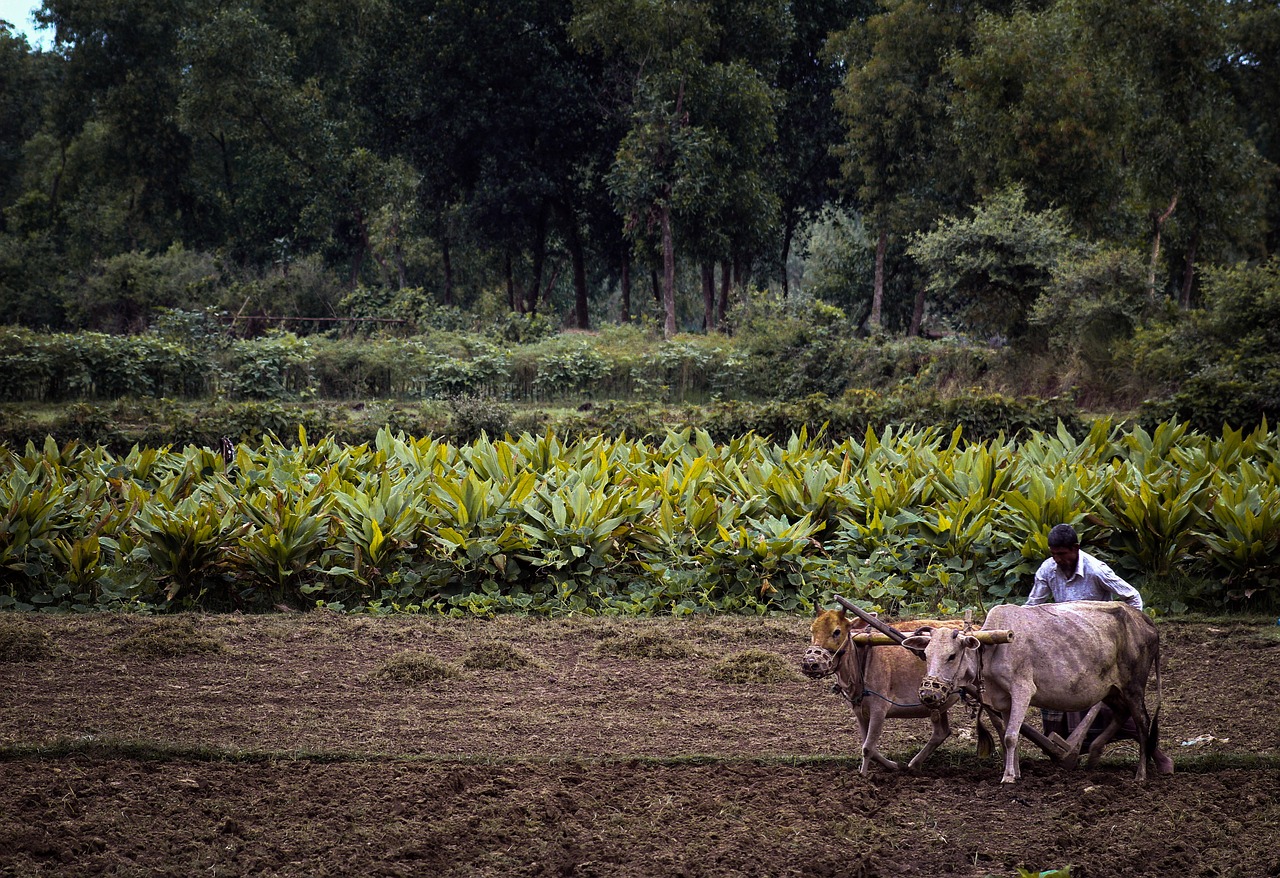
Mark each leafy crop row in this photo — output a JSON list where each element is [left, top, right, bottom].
[[2, 420, 1278, 616]]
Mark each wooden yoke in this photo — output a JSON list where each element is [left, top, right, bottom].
[[849, 629, 1014, 646], [833, 595, 909, 643]]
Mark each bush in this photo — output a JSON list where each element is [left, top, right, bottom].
[[60, 247, 222, 333], [447, 395, 514, 443], [1128, 257, 1280, 431], [909, 185, 1082, 341]]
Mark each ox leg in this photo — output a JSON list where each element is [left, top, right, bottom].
[[857, 706, 900, 775], [1088, 692, 1151, 781], [1122, 690, 1153, 782], [906, 709, 952, 773], [1001, 689, 1035, 784]]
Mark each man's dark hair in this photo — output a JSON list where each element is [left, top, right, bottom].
[[1047, 524, 1079, 549]]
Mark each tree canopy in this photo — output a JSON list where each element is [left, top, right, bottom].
[[0, 0, 1276, 339]]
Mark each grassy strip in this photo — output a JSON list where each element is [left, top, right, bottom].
[[3, 737, 1276, 774]]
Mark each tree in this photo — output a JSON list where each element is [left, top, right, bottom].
[[0, 26, 48, 232], [771, 0, 875, 297], [947, 5, 1132, 240], [372, 0, 612, 324], [908, 185, 1080, 341], [607, 80, 711, 337], [831, 0, 974, 333], [176, 2, 395, 278], [572, 0, 716, 337], [1226, 0, 1280, 257], [1071, 0, 1273, 304]]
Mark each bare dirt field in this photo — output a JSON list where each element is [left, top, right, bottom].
[[2, 612, 1278, 878]]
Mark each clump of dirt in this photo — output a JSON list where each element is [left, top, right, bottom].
[[462, 639, 537, 671], [372, 651, 458, 684], [593, 630, 695, 659], [0, 616, 59, 662], [710, 648, 798, 683], [112, 620, 224, 658]]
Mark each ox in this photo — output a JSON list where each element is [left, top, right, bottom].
[[801, 609, 966, 775], [902, 601, 1169, 783]]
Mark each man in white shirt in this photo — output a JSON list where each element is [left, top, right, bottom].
[[1027, 523, 1144, 610]]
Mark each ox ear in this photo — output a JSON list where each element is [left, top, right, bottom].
[[960, 634, 982, 650], [901, 633, 932, 651]]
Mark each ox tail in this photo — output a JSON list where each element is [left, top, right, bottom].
[[976, 712, 996, 760]]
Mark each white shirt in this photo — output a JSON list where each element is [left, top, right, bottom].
[[1026, 550, 1143, 610]]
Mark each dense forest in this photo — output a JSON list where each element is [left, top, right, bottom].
[[0, 0, 1278, 427]]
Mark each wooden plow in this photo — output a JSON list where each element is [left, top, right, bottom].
[[832, 595, 1084, 765]]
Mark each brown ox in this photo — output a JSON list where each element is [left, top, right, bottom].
[[801, 609, 966, 775], [903, 601, 1169, 784]]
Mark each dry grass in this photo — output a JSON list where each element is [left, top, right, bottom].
[[462, 639, 537, 671], [0, 616, 60, 662], [372, 651, 458, 685], [592, 630, 696, 660], [709, 648, 798, 684], [112, 620, 225, 658]]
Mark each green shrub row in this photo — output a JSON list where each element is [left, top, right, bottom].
[[0, 388, 1080, 457], [2, 420, 1277, 617], [0, 321, 1006, 406]]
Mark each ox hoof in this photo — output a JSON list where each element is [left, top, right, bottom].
[[1155, 751, 1174, 775]]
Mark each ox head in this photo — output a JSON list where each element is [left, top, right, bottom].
[[901, 626, 982, 708], [801, 608, 867, 679]]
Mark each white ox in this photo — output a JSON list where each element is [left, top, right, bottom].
[[801, 609, 966, 775], [902, 601, 1169, 784]]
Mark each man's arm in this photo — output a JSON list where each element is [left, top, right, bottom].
[[1092, 559, 1143, 610], [1025, 566, 1053, 606]]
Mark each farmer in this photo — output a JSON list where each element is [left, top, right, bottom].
[[1026, 523, 1173, 773], [1027, 523, 1143, 611]]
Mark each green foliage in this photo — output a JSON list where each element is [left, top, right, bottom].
[[796, 206, 875, 319], [909, 185, 1082, 341], [447, 395, 514, 444], [1128, 257, 1280, 431], [1030, 247, 1154, 401], [3, 419, 1276, 615], [0, 328, 206, 401], [222, 332, 315, 400], [60, 247, 223, 333]]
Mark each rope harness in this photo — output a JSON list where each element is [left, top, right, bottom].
[[833, 626, 928, 710]]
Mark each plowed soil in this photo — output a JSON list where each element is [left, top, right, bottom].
[[2, 612, 1278, 878]]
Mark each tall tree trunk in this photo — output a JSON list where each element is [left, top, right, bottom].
[[620, 254, 631, 323], [1149, 194, 1178, 300], [701, 262, 716, 331], [1180, 228, 1200, 309], [717, 261, 730, 327], [526, 207, 548, 316], [780, 218, 795, 299], [908, 286, 926, 337], [661, 205, 677, 339], [565, 208, 589, 330], [442, 237, 455, 306], [870, 228, 887, 329], [507, 252, 520, 313], [651, 268, 661, 305]]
